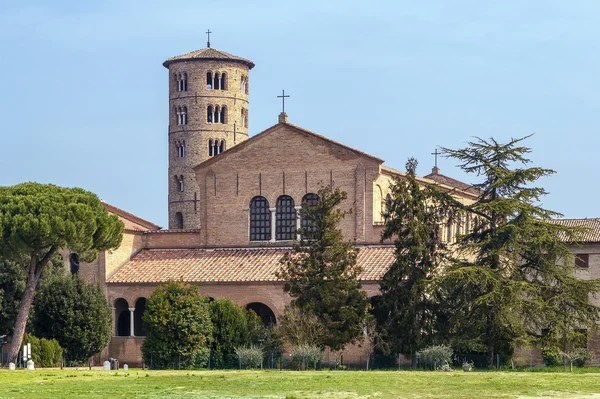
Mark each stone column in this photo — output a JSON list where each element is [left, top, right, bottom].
[[295, 206, 302, 241], [129, 308, 135, 337], [270, 207, 277, 242]]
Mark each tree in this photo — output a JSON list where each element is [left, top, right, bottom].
[[0, 183, 123, 363], [277, 186, 369, 351], [376, 158, 455, 365], [279, 306, 326, 347], [141, 281, 212, 369], [209, 299, 250, 367], [32, 274, 112, 363], [439, 136, 600, 365]]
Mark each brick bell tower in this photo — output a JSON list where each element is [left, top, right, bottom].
[[163, 34, 255, 229]]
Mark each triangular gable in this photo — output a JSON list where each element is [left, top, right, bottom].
[[193, 122, 383, 173]]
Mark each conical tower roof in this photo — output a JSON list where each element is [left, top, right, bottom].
[[163, 47, 255, 69]]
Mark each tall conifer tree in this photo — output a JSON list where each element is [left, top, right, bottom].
[[440, 135, 600, 365], [277, 186, 369, 351], [377, 158, 454, 365]]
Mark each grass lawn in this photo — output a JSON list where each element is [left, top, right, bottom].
[[2, 369, 600, 399]]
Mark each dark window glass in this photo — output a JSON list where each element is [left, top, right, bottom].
[[250, 196, 271, 241], [576, 254, 589, 268], [175, 212, 184, 229], [301, 193, 319, 239], [276, 195, 296, 240]]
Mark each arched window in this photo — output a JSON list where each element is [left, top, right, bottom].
[[246, 302, 277, 326], [176, 106, 187, 125], [176, 175, 184, 192], [69, 253, 79, 275], [301, 193, 319, 239], [182, 106, 187, 125], [250, 196, 271, 241], [214, 105, 220, 124], [114, 298, 130, 336], [276, 195, 296, 241], [207, 105, 213, 123], [465, 214, 470, 233], [175, 212, 183, 229], [214, 72, 220, 90], [134, 298, 147, 336], [221, 72, 227, 90], [219, 140, 225, 153], [206, 71, 213, 90], [220, 105, 227, 124], [241, 108, 248, 127], [241, 76, 247, 93], [177, 141, 185, 158], [208, 139, 214, 156], [182, 73, 187, 91]]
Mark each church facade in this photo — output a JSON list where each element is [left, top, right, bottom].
[[73, 45, 600, 366]]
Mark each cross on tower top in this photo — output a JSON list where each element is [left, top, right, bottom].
[[206, 29, 212, 48], [277, 90, 290, 113]]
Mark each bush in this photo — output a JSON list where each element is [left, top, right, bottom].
[[23, 333, 63, 368], [572, 348, 592, 368], [209, 299, 250, 368], [417, 345, 453, 370], [291, 344, 322, 370], [142, 281, 212, 369], [235, 345, 264, 369], [542, 348, 562, 367]]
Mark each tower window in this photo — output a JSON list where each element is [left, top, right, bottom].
[[221, 72, 227, 90], [176, 73, 188, 92], [241, 76, 248, 94], [276, 195, 296, 241], [220, 105, 227, 124], [214, 72, 221, 90], [250, 196, 271, 241], [176, 106, 188, 125], [175, 212, 184, 229], [214, 105, 220, 123], [176, 175, 184, 192], [208, 139, 225, 157], [206, 71, 213, 90], [241, 108, 248, 128], [177, 141, 185, 158], [207, 105, 213, 123]]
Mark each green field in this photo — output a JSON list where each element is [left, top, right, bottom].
[[2, 369, 600, 399]]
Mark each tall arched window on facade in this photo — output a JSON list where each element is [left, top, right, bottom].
[[213, 72, 220, 90], [219, 140, 225, 153], [301, 193, 319, 239], [208, 139, 214, 156], [175, 212, 183, 229], [250, 196, 271, 241], [214, 105, 220, 124], [276, 195, 296, 241], [206, 71, 213, 90]]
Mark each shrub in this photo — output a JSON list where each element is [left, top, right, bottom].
[[572, 348, 592, 368], [235, 345, 264, 369], [417, 345, 453, 370], [142, 281, 212, 369], [23, 333, 63, 367], [291, 344, 322, 370], [209, 299, 250, 368], [542, 347, 562, 367]]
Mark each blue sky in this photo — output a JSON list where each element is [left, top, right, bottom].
[[1, 1, 599, 227]]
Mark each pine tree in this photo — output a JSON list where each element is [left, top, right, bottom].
[[376, 158, 454, 365], [440, 135, 600, 365], [277, 186, 369, 351]]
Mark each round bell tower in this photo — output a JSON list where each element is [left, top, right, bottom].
[[163, 41, 255, 229]]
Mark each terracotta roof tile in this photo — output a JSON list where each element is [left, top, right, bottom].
[[107, 246, 395, 284], [423, 171, 479, 194], [163, 47, 255, 69], [551, 218, 600, 243]]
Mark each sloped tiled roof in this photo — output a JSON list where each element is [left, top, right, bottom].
[[424, 169, 479, 195], [107, 246, 395, 284], [163, 47, 255, 69], [551, 218, 600, 243], [102, 201, 161, 232]]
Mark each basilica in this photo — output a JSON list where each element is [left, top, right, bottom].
[[72, 44, 600, 366]]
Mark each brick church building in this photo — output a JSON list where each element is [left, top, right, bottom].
[[72, 44, 600, 366]]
